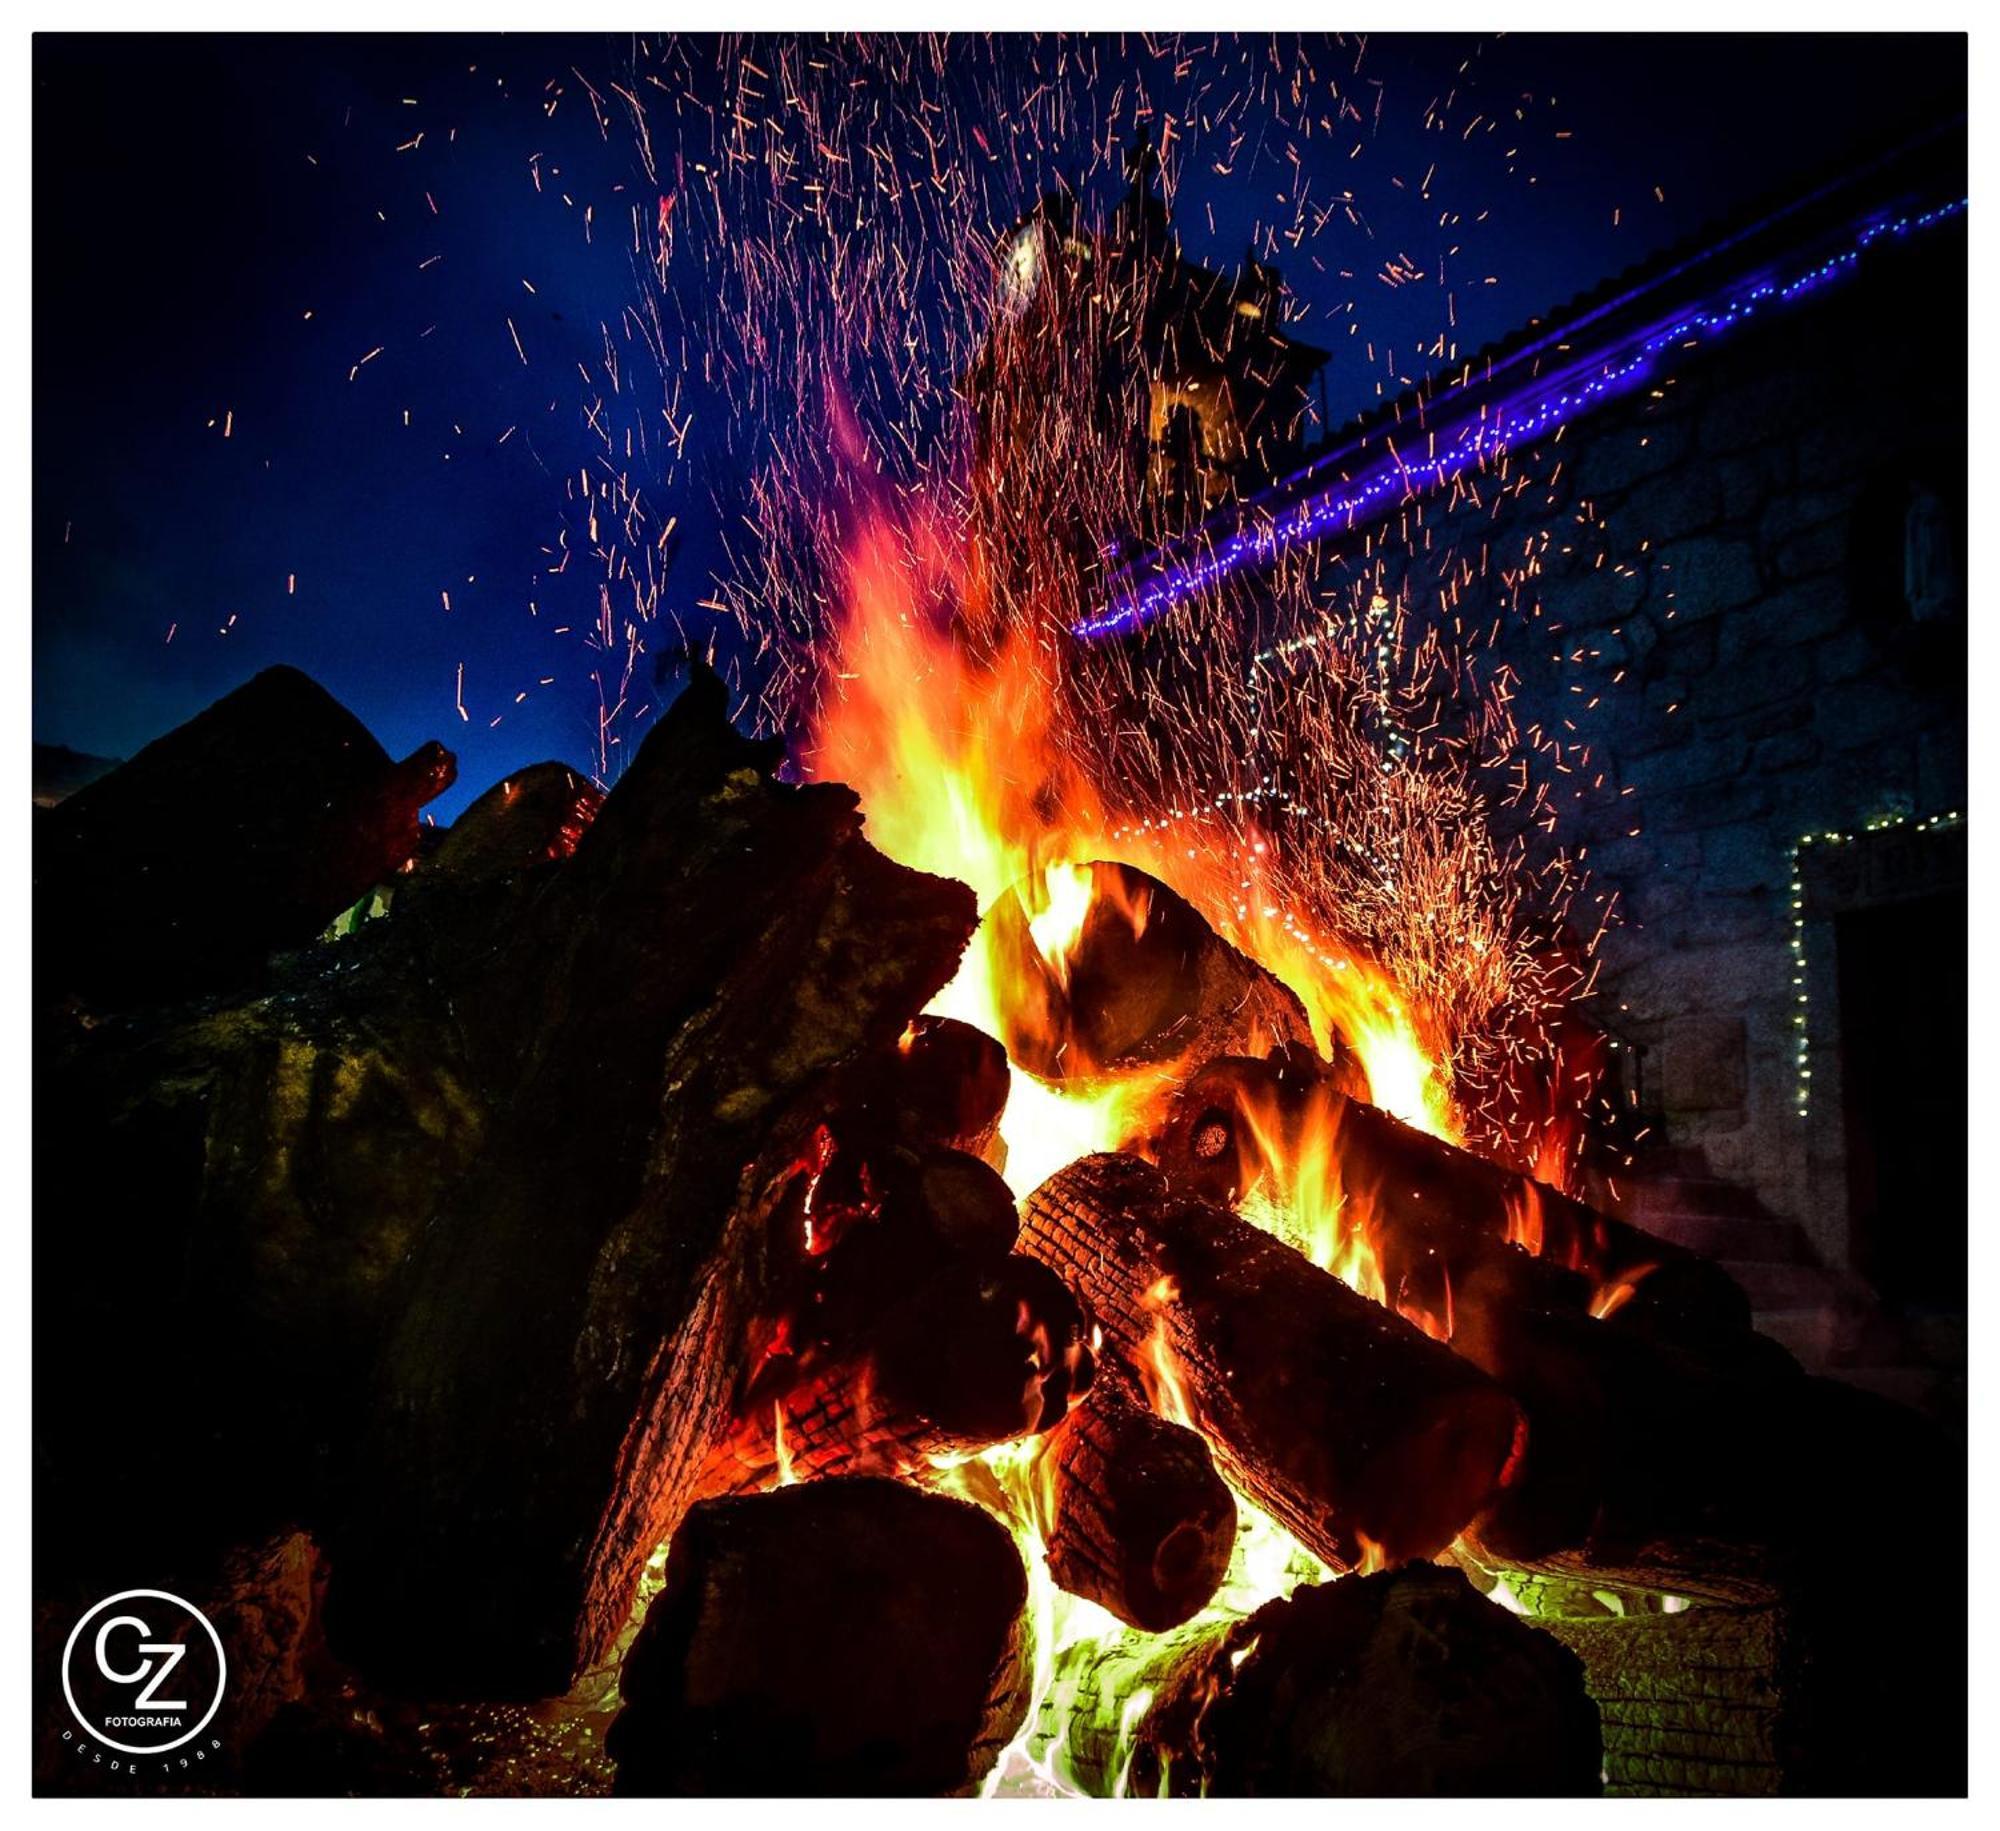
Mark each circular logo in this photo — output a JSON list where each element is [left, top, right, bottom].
[[61, 1590, 228, 1756]]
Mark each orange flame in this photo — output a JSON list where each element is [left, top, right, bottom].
[[1508, 1174, 1655, 1317], [771, 1400, 797, 1487], [1502, 1180, 1546, 1258], [806, 505, 1462, 1201], [1136, 1282, 1196, 1431]]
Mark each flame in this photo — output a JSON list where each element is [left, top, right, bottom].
[[807, 506, 1462, 1207], [1588, 1266, 1656, 1321], [1236, 1086, 1374, 1299], [1226, 1080, 1463, 1342], [917, 1271, 1332, 1797], [808, 515, 1089, 915], [595, 50, 1651, 1788], [1024, 861, 1099, 990], [770, 1401, 796, 1487], [1502, 1180, 1546, 1258], [1137, 1294, 1194, 1431], [789, 496, 1511, 1794], [1508, 1172, 1655, 1317], [1224, 902, 1459, 1144], [941, 1393, 1331, 1798]]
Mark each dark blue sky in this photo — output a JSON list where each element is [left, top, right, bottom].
[[34, 32, 1963, 817]]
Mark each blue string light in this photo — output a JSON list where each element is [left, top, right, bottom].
[[1074, 196, 1968, 641]]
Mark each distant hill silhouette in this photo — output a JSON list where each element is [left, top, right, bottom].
[[32, 742, 120, 807]]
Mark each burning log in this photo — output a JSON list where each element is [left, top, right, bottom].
[[37, 663, 456, 1006], [881, 1016, 1012, 1162], [697, 1249, 1095, 1495], [39, 649, 1006, 1701], [608, 1478, 1031, 1796], [980, 860, 1312, 1078], [1164, 1065, 1612, 1558], [415, 760, 603, 884], [843, 1143, 1022, 1272], [1038, 1358, 1237, 1633], [1119, 1566, 1601, 1797], [1149, 1054, 1819, 1562], [1017, 1154, 1523, 1570], [1152, 1051, 1751, 1342], [810, 1019, 1012, 1174]]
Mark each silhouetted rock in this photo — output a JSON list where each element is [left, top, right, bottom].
[[1132, 1564, 1601, 1796], [37, 665, 454, 1006], [609, 1479, 1029, 1796]]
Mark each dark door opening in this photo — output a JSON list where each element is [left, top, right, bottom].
[[1836, 889, 1968, 1308]]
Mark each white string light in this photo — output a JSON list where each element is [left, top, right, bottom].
[[1790, 808, 1961, 1118]]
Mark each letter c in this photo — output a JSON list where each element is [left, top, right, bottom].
[[93, 1616, 154, 1686]]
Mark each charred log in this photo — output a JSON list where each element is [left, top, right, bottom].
[[1125, 1566, 1601, 1796], [1039, 1358, 1236, 1632], [780, 1140, 1028, 1357], [697, 1249, 1096, 1496], [980, 860, 1311, 1078], [1017, 1153, 1523, 1570], [608, 1478, 1030, 1796], [809, 1018, 1012, 1173], [39, 659, 987, 1697], [414, 760, 602, 885], [882, 1016, 1012, 1162], [1150, 1054, 1830, 1562], [878, 1146, 1021, 1263]]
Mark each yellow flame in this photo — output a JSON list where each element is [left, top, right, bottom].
[[809, 508, 1461, 1181], [798, 501, 1459, 1793], [1233, 1087, 1393, 1308], [1137, 1311, 1194, 1431], [771, 1400, 796, 1487], [1589, 1266, 1655, 1320], [1024, 861, 1097, 989], [948, 1426, 1331, 1798]]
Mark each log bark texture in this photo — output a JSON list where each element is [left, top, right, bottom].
[[416, 759, 602, 883], [1452, 1374, 1966, 1796], [1145, 1052, 1828, 1561], [692, 1248, 1095, 1497], [36, 662, 982, 1700], [1017, 1153, 1523, 1570], [1039, 1358, 1236, 1631]]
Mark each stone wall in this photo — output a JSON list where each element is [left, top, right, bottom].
[[1330, 222, 1966, 1268]]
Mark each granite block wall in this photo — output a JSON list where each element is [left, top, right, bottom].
[[1329, 224, 1966, 1265]]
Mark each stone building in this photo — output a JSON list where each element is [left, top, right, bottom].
[[1097, 125, 1968, 1405], [966, 131, 1330, 527]]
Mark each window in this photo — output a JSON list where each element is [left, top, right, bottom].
[[1902, 483, 1961, 625]]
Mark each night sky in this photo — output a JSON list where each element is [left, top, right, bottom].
[[34, 32, 1964, 819]]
